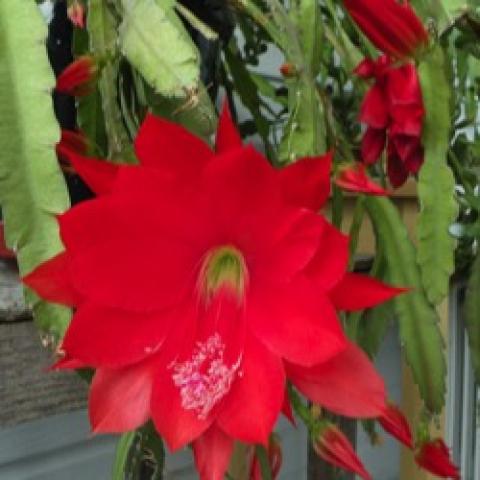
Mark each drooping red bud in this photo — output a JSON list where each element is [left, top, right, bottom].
[[0, 223, 15, 259], [314, 424, 371, 480], [343, 0, 428, 59], [249, 436, 282, 480], [335, 163, 389, 196], [415, 438, 460, 479], [56, 56, 97, 97], [67, 1, 85, 29], [378, 403, 413, 449], [279, 63, 298, 78]]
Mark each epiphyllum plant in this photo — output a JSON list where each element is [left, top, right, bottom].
[[25, 105, 405, 479]]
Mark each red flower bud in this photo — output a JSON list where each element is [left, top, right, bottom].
[[56, 129, 89, 174], [378, 403, 413, 449], [279, 63, 297, 77], [0, 223, 15, 259], [314, 424, 371, 480], [415, 438, 460, 479], [335, 163, 389, 196], [56, 56, 97, 97], [344, 0, 428, 59], [67, 1, 85, 29], [249, 436, 282, 480]]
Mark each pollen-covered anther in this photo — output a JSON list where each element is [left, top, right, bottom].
[[198, 245, 248, 303], [169, 333, 242, 419]]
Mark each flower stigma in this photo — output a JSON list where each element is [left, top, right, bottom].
[[198, 245, 248, 304]]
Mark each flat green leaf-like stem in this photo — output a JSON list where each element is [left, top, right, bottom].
[[0, 0, 71, 338], [417, 45, 458, 305], [365, 197, 446, 413]]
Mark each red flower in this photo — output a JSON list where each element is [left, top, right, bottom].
[[314, 423, 371, 480], [67, 1, 85, 29], [56, 56, 96, 97], [356, 56, 425, 187], [415, 439, 460, 479], [378, 403, 413, 449], [249, 436, 282, 480], [343, 0, 428, 59], [24, 103, 404, 480], [335, 163, 389, 196]]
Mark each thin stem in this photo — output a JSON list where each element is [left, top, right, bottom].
[[255, 445, 272, 480], [348, 196, 366, 270]]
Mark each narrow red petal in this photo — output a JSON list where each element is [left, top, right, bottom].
[[335, 163, 389, 196], [22, 252, 78, 306], [328, 272, 407, 311], [0, 223, 15, 259], [134, 113, 213, 172], [359, 84, 389, 129], [217, 335, 285, 445], [287, 341, 386, 418], [56, 56, 96, 96], [250, 279, 345, 366], [61, 302, 174, 368], [379, 404, 413, 449], [361, 127, 386, 165], [89, 363, 153, 433], [215, 100, 242, 153], [57, 147, 119, 195], [277, 152, 332, 211], [315, 425, 371, 480], [193, 425, 234, 480]]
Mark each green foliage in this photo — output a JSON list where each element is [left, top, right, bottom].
[[465, 252, 480, 382], [417, 46, 458, 305], [112, 423, 165, 480], [0, 0, 70, 338], [88, 0, 135, 162], [119, 0, 200, 98], [365, 197, 446, 413]]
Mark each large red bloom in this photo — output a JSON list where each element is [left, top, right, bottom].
[[24, 104, 404, 480], [343, 0, 428, 59], [356, 55, 425, 187]]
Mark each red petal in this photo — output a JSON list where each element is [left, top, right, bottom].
[[56, 56, 96, 96], [304, 219, 349, 292], [215, 101, 242, 153], [361, 127, 386, 165], [217, 335, 285, 445], [254, 209, 323, 283], [69, 233, 197, 312], [387, 143, 409, 187], [249, 279, 345, 366], [415, 439, 460, 479], [287, 341, 386, 418], [282, 390, 295, 425], [23, 252, 78, 306], [89, 362, 153, 433], [359, 84, 389, 129], [277, 152, 332, 211], [57, 148, 119, 195], [134, 113, 213, 172], [387, 63, 423, 106], [61, 302, 174, 368], [0, 223, 15, 259], [193, 425, 234, 480], [379, 404, 413, 449], [328, 273, 407, 311], [335, 164, 389, 196], [315, 425, 371, 480]]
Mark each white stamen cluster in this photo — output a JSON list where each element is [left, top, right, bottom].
[[170, 333, 241, 419]]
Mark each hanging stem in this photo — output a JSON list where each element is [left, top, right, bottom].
[[255, 445, 273, 480]]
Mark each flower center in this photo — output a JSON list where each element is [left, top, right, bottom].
[[198, 245, 248, 303]]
